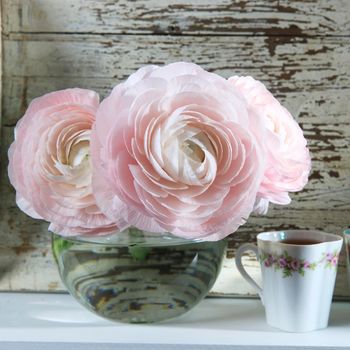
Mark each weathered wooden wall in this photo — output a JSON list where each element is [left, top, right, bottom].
[[0, 0, 349, 297]]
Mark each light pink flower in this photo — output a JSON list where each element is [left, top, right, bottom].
[[331, 256, 338, 266], [228, 76, 311, 214], [8, 88, 117, 236], [91, 62, 266, 241]]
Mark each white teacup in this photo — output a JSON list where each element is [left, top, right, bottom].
[[235, 230, 343, 332]]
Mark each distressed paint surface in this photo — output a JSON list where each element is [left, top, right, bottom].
[[0, 1, 349, 297], [2, 0, 350, 36]]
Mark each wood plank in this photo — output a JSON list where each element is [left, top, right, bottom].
[[2, 0, 350, 36], [2, 34, 349, 93], [3, 77, 350, 126]]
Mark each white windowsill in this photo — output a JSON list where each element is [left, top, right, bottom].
[[0, 292, 349, 349]]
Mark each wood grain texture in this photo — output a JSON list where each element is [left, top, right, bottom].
[[2, 34, 349, 120], [2, 0, 350, 36], [0, 1, 349, 297]]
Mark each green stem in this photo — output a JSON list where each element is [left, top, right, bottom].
[[128, 228, 151, 261]]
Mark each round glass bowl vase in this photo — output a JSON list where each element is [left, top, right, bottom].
[[52, 228, 227, 323]]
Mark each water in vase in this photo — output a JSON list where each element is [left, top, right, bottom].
[[53, 233, 226, 323]]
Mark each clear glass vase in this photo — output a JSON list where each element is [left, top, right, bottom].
[[52, 228, 227, 323]]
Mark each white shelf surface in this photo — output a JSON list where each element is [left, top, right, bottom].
[[0, 292, 349, 349]]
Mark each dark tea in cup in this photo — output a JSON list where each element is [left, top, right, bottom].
[[281, 239, 322, 245]]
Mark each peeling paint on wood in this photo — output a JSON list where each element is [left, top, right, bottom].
[[3, 35, 349, 88], [2, 0, 350, 36], [0, 0, 349, 298]]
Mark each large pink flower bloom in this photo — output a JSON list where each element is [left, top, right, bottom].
[[8, 88, 117, 236], [228, 76, 311, 213], [91, 62, 266, 240]]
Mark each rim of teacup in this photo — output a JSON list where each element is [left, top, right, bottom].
[[257, 229, 343, 246]]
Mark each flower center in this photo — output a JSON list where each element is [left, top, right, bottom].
[[160, 127, 217, 186], [51, 128, 92, 188], [182, 139, 205, 163], [68, 140, 90, 167]]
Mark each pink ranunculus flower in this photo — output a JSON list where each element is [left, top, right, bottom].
[[91, 62, 266, 241], [8, 88, 118, 236], [228, 76, 311, 214]]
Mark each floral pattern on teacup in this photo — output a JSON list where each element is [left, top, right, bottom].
[[260, 250, 340, 278]]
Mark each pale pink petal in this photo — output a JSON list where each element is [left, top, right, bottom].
[[253, 197, 269, 215], [26, 88, 99, 116]]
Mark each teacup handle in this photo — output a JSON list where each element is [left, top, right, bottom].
[[235, 243, 264, 303]]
